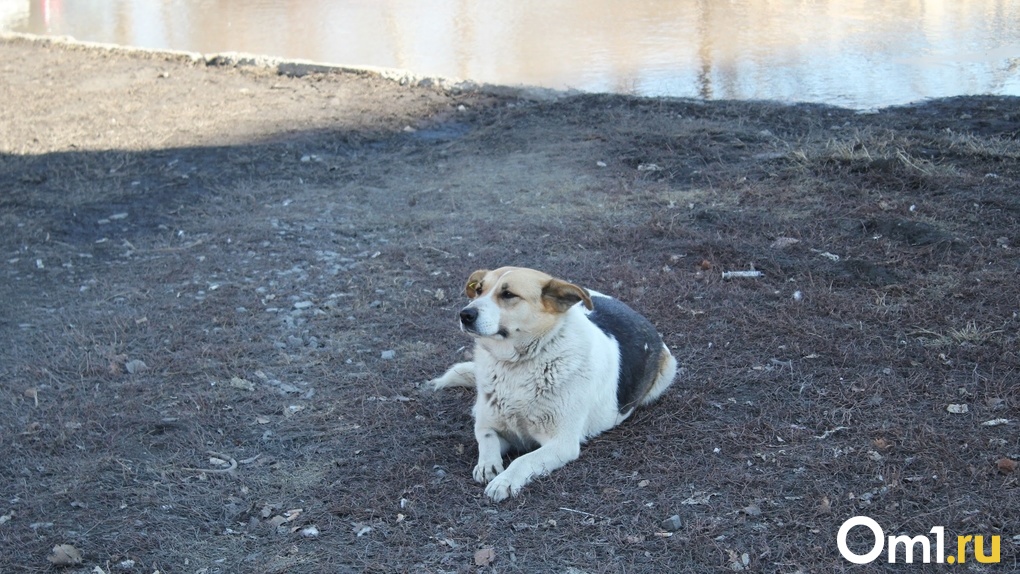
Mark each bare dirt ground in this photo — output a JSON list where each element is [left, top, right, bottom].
[[1, 35, 1018, 573]]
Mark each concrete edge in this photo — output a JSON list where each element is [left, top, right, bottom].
[[0, 31, 578, 102]]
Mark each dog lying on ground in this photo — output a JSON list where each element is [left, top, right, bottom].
[[432, 266, 677, 501]]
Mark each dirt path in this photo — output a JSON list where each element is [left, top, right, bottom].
[[1, 35, 1018, 573]]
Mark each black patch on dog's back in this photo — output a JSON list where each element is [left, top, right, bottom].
[[585, 295, 665, 414]]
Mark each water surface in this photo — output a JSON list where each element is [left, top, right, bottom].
[[2, 0, 1018, 108]]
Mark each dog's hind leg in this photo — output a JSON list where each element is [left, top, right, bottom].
[[640, 349, 677, 406], [432, 361, 476, 390]]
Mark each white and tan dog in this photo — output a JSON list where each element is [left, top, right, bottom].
[[432, 267, 677, 501]]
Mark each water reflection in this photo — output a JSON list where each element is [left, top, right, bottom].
[[2, 0, 1018, 108]]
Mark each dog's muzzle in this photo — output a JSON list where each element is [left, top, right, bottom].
[[459, 307, 479, 330], [459, 306, 508, 338]]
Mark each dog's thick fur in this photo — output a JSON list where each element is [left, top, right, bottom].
[[432, 267, 677, 501]]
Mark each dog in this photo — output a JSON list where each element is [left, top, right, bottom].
[[432, 267, 677, 501]]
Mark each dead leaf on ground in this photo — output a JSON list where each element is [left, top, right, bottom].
[[872, 437, 892, 450], [48, 544, 82, 566], [107, 353, 128, 375], [269, 508, 303, 528], [124, 359, 148, 374], [229, 376, 255, 391], [985, 397, 1006, 409], [817, 496, 832, 515], [727, 549, 750, 571], [681, 492, 718, 505], [474, 547, 496, 566]]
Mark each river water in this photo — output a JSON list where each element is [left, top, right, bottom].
[[2, 0, 1018, 109]]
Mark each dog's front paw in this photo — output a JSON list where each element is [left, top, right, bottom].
[[429, 376, 450, 391], [484, 474, 523, 502], [472, 459, 504, 484], [431, 362, 476, 390]]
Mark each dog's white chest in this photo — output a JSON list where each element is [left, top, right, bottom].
[[477, 356, 577, 439]]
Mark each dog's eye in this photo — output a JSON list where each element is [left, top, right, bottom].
[[500, 290, 518, 300]]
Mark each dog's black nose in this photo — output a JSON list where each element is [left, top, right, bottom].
[[459, 307, 478, 327]]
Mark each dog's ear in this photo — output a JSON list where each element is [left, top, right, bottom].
[[465, 269, 489, 299], [542, 278, 593, 312]]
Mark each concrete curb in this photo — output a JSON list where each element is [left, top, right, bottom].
[[1, 31, 577, 102]]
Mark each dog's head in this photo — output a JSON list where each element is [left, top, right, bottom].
[[457, 267, 592, 344]]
